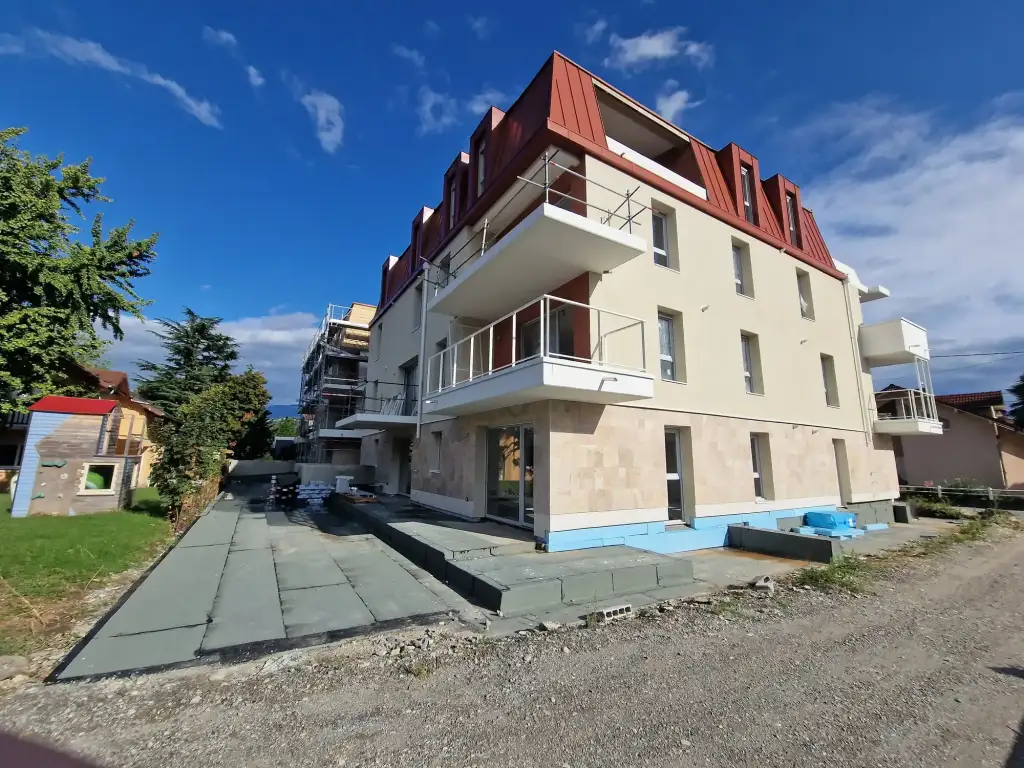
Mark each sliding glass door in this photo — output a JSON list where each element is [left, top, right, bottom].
[[485, 425, 535, 528]]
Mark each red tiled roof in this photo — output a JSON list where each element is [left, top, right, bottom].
[[28, 396, 117, 415], [935, 391, 1004, 408]]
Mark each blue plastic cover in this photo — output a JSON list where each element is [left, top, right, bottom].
[[804, 510, 856, 529]]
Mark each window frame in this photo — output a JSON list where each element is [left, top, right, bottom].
[[374, 322, 382, 361], [413, 283, 424, 330], [740, 165, 755, 224], [740, 332, 763, 395], [796, 268, 815, 320], [651, 211, 670, 268], [476, 138, 487, 197], [448, 178, 457, 231], [750, 435, 766, 500], [821, 353, 840, 407], [79, 462, 118, 496], [786, 193, 800, 246], [732, 242, 753, 297], [658, 312, 678, 381]]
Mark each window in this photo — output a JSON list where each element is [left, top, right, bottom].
[[429, 431, 442, 472], [652, 211, 670, 268], [80, 463, 116, 494], [438, 255, 452, 289], [750, 434, 773, 500], [413, 283, 424, 329], [796, 269, 815, 320], [658, 312, 683, 382], [740, 332, 763, 394], [740, 165, 755, 224], [448, 178, 457, 230], [821, 354, 839, 407], [786, 193, 800, 246], [732, 242, 753, 297], [665, 429, 682, 519], [374, 322, 382, 361], [476, 138, 487, 197], [0, 444, 20, 467]]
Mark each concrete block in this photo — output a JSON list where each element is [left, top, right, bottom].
[[727, 524, 839, 563], [776, 515, 804, 531], [561, 571, 614, 605], [610, 564, 659, 596], [655, 559, 695, 586], [494, 578, 564, 615], [893, 502, 914, 524]]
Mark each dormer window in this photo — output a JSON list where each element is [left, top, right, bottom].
[[740, 165, 755, 224], [786, 193, 800, 246], [448, 178, 457, 230], [476, 138, 487, 197]]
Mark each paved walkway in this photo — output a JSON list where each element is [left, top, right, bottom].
[[57, 490, 468, 680]]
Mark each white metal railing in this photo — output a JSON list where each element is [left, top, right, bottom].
[[424, 295, 647, 397], [427, 150, 649, 298], [875, 387, 940, 423]]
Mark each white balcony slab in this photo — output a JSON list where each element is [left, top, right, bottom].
[[422, 356, 653, 417], [873, 418, 944, 436], [428, 203, 646, 321], [860, 318, 930, 366], [316, 428, 378, 439], [334, 413, 416, 430]]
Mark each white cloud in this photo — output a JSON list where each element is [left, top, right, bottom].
[[201, 26, 237, 50], [655, 80, 701, 123], [417, 85, 458, 135], [391, 44, 425, 69], [103, 312, 319, 404], [604, 27, 713, 71], [578, 19, 608, 45], [466, 87, 507, 116], [468, 16, 495, 40], [246, 65, 264, 88], [299, 90, 344, 153], [2, 30, 221, 127], [801, 96, 1024, 393], [424, 20, 441, 38]]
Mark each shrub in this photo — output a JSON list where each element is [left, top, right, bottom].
[[910, 495, 964, 519]]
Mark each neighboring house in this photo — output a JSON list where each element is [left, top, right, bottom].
[[72, 366, 164, 487], [0, 366, 162, 493], [297, 303, 377, 465], [11, 396, 145, 517], [340, 52, 941, 553], [881, 389, 1024, 490]]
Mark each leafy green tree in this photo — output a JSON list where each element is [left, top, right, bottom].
[[135, 308, 238, 416], [273, 416, 298, 437], [150, 368, 274, 515], [0, 127, 156, 413], [1010, 374, 1024, 428]]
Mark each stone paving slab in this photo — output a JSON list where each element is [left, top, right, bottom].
[[201, 547, 285, 652], [59, 625, 207, 679], [177, 507, 239, 548], [230, 514, 270, 551], [275, 548, 349, 591], [281, 584, 376, 638], [98, 543, 229, 637]]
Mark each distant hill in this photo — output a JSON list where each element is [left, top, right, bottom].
[[268, 404, 299, 419]]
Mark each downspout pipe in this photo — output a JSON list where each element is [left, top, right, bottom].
[[842, 276, 872, 446], [415, 270, 429, 441]]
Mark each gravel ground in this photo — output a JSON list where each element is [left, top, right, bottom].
[[2, 529, 1023, 768]]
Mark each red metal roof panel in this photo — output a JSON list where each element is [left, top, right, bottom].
[[29, 396, 117, 415]]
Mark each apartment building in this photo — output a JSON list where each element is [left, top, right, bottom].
[[297, 303, 376, 465], [342, 52, 941, 553]]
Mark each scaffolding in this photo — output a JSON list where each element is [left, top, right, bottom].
[[297, 303, 376, 463]]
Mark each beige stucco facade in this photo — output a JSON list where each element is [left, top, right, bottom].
[[360, 153, 903, 545], [896, 403, 1024, 490]]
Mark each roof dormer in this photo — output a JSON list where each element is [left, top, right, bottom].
[[470, 107, 504, 205], [764, 174, 804, 249], [443, 152, 470, 235]]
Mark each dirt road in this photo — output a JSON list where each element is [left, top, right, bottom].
[[2, 531, 1023, 767]]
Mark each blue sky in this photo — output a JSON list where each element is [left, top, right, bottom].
[[3, 0, 1023, 403]]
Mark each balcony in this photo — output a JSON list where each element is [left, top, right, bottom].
[[0, 412, 30, 429], [423, 295, 653, 417], [426, 149, 649, 321], [334, 383, 418, 431], [874, 387, 943, 436], [860, 318, 930, 367]]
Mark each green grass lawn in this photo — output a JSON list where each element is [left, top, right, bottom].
[[0, 489, 171, 654]]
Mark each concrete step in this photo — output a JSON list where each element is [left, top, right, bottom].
[[337, 498, 696, 615]]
